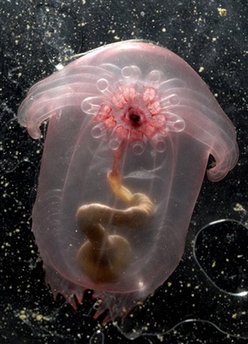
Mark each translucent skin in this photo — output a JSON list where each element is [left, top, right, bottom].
[[18, 40, 238, 321]]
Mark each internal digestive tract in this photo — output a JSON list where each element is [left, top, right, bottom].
[[76, 144, 155, 283]]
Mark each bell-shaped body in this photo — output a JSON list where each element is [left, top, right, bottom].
[[18, 40, 238, 321]]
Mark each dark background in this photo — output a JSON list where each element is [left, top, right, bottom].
[[1, 0, 248, 343]]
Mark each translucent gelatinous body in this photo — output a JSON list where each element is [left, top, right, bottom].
[[17, 40, 238, 321]]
